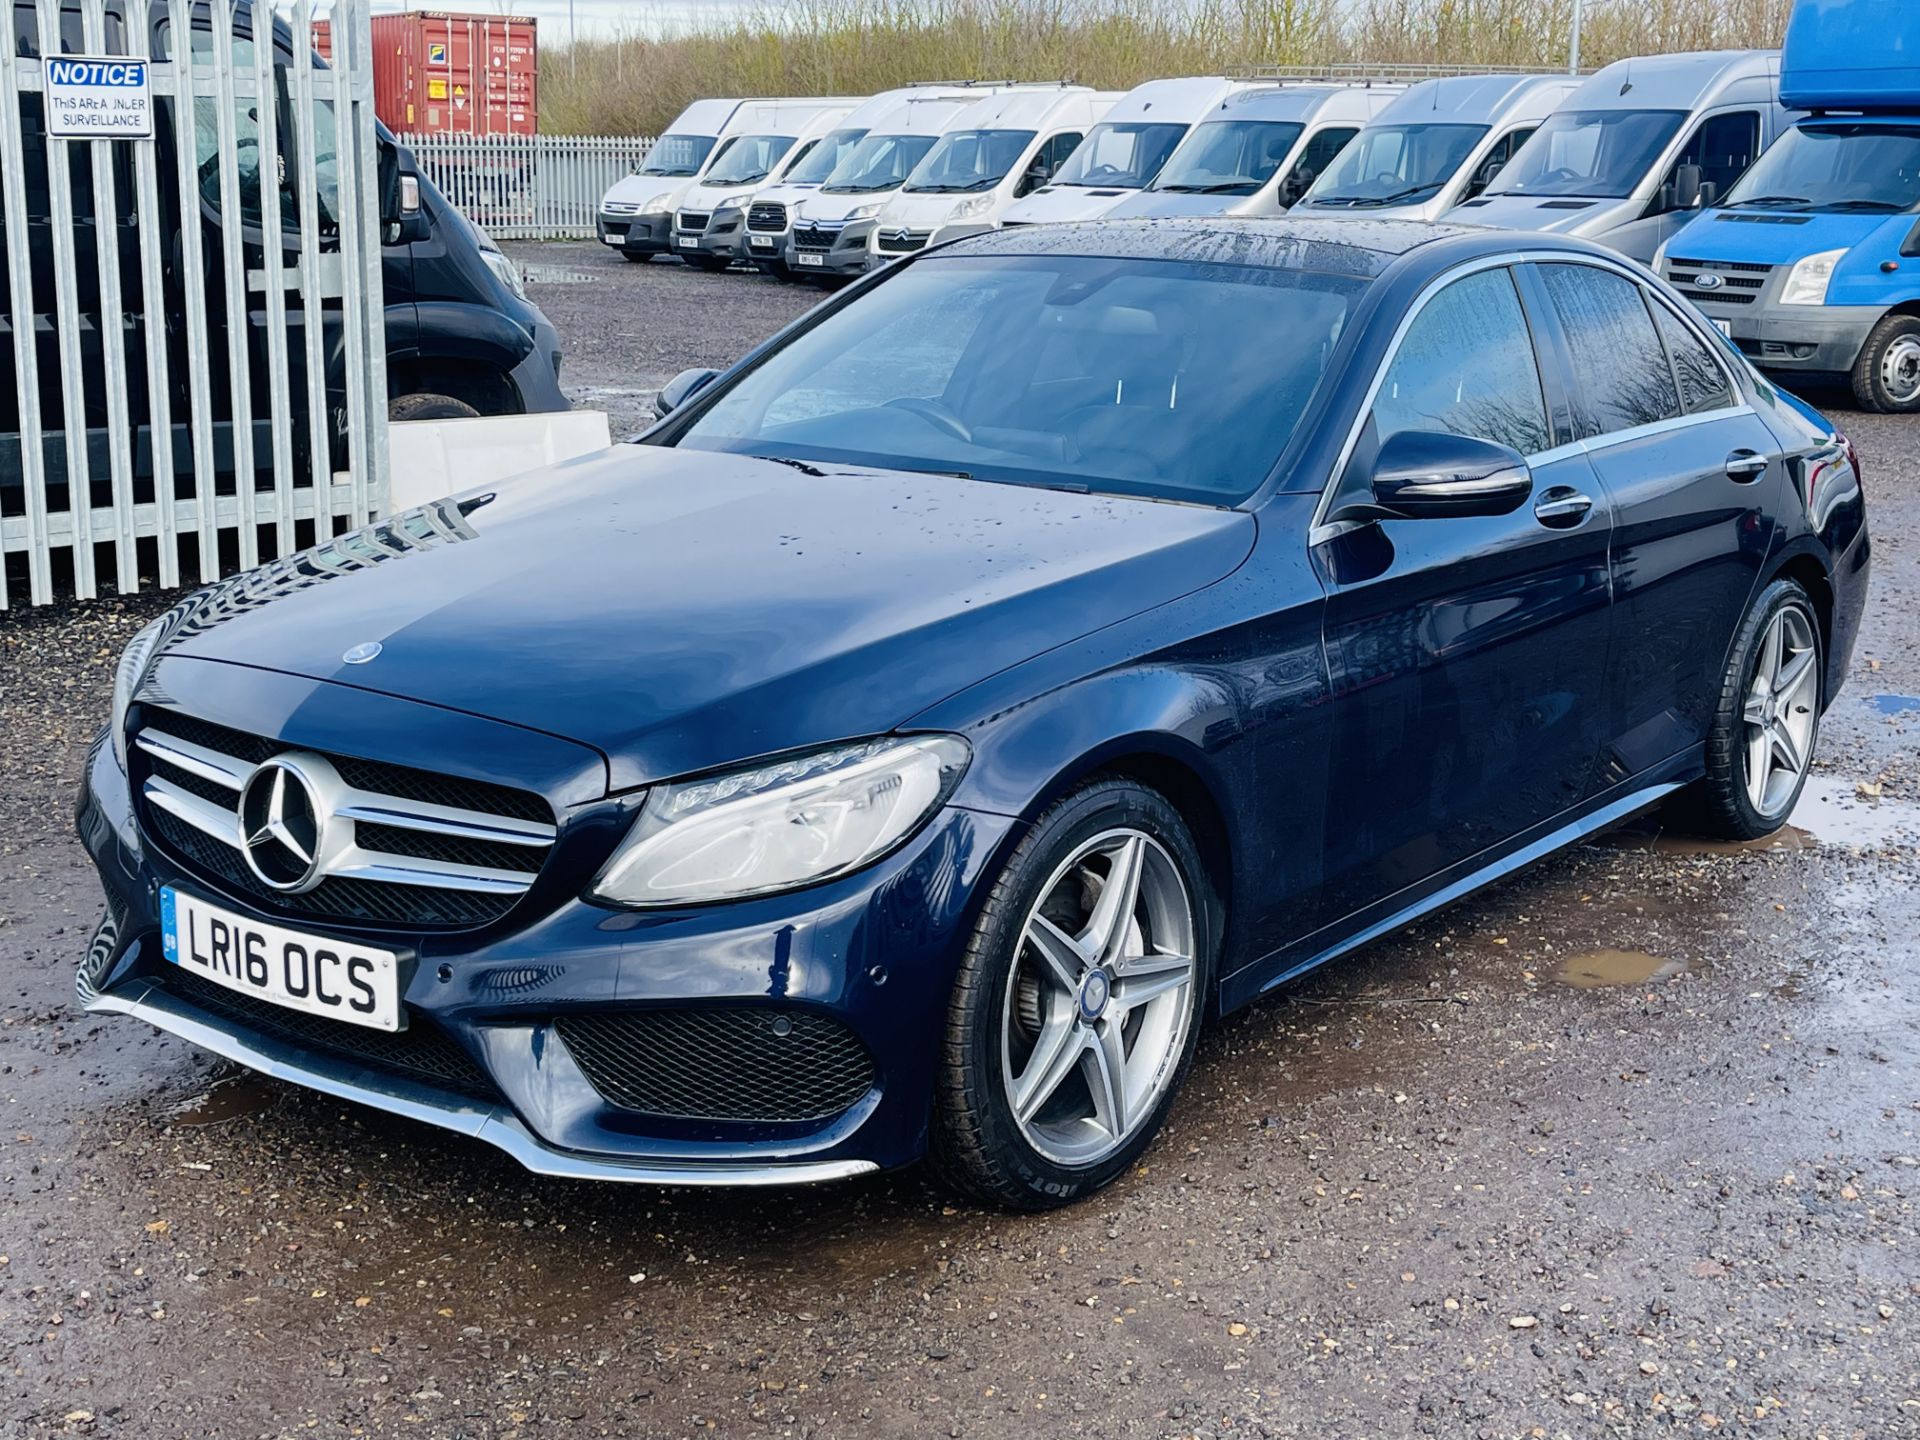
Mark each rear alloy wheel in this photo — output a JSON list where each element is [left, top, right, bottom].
[[1681, 578, 1822, 840], [932, 781, 1211, 1209], [1849, 313, 1920, 413]]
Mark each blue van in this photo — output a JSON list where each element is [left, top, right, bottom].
[[1655, 0, 1920, 411]]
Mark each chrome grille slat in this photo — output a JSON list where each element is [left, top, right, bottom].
[[144, 773, 242, 846], [330, 849, 535, 894], [135, 730, 249, 790], [331, 797, 555, 847]]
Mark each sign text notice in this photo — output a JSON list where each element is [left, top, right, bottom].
[[44, 56, 153, 139]]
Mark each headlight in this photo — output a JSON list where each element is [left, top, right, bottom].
[[847, 201, 885, 221], [478, 242, 526, 299], [948, 193, 995, 222], [590, 734, 970, 908], [640, 193, 675, 215], [1780, 248, 1848, 306], [110, 616, 168, 771], [713, 193, 752, 212]]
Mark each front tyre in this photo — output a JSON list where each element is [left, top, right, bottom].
[[1849, 313, 1920, 413], [931, 780, 1213, 1210], [1687, 578, 1822, 841]]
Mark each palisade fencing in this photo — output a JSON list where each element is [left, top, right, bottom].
[[0, 0, 390, 609], [402, 132, 654, 239]]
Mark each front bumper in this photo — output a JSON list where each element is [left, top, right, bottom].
[[612, 212, 674, 256], [75, 690, 1018, 1185], [674, 207, 750, 264], [787, 218, 876, 278]]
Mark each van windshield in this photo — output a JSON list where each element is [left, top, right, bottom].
[[703, 134, 797, 185], [1722, 123, 1920, 212], [1488, 109, 1686, 198], [785, 127, 868, 184], [673, 254, 1365, 506], [1153, 121, 1305, 195], [640, 133, 717, 177], [1052, 122, 1189, 189], [822, 133, 941, 192], [905, 130, 1038, 192], [1306, 123, 1488, 205]]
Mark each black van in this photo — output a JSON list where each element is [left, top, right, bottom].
[[2, 0, 565, 537]]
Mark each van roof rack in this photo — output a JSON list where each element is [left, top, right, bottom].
[[1222, 62, 1590, 82]]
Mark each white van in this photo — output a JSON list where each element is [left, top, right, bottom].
[[1104, 84, 1400, 219], [743, 86, 989, 277], [668, 98, 861, 271], [1446, 51, 1793, 261], [787, 84, 1068, 279], [996, 76, 1268, 226], [598, 98, 745, 258], [1292, 73, 1581, 221], [867, 88, 1119, 259]]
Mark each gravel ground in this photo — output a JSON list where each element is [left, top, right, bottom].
[[2, 241, 1918, 1439]]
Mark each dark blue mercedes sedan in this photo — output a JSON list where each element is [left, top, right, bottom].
[[77, 220, 1870, 1209]]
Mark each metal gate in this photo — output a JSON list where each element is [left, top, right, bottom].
[[0, 0, 389, 609], [403, 132, 654, 240]]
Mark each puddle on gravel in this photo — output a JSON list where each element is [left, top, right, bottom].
[[518, 262, 597, 285], [1865, 693, 1920, 716], [169, 1076, 276, 1126], [1599, 777, 1918, 855], [1554, 948, 1689, 988]]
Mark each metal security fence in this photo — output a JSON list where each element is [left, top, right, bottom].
[[1, 0, 389, 609], [402, 132, 654, 239]]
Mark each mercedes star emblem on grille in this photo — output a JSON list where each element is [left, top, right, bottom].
[[239, 758, 327, 892]]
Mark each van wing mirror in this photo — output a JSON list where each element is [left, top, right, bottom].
[[1015, 157, 1051, 197], [655, 367, 720, 419], [1330, 430, 1534, 523], [379, 137, 430, 243], [1671, 161, 1704, 211]]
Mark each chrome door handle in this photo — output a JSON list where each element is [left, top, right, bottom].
[[1533, 487, 1593, 527], [1726, 449, 1770, 482]]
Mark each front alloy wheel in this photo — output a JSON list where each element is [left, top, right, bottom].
[[932, 780, 1212, 1210]]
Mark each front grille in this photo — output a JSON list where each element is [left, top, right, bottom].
[[676, 210, 711, 233], [557, 1009, 876, 1123], [155, 966, 499, 1101], [746, 201, 787, 232], [1666, 257, 1772, 309], [792, 222, 839, 252], [132, 710, 557, 933], [604, 200, 640, 215], [875, 229, 931, 254], [1669, 257, 1775, 274]]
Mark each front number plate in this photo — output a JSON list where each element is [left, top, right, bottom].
[[160, 886, 403, 1032], [1711, 317, 1732, 338], [796, 252, 824, 267], [749, 234, 774, 248], [677, 235, 701, 248]]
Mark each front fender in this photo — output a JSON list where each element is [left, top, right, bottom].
[[411, 301, 537, 372]]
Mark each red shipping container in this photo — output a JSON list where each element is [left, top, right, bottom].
[[313, 11, 538, 136]]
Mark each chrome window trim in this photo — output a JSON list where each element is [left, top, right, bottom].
[[1308, 248, 1757, 547]]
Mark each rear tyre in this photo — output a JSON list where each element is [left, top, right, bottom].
[[929, 779, 1213, 1211], [389, 392, 481, 422], [1849, 313, 1920, 413], [1680, 578, 1822, 841]]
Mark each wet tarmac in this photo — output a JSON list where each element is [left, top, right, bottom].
[[1, 243, 1916, 1438]]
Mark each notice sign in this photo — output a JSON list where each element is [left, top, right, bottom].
[[44, 56, 153, 139]]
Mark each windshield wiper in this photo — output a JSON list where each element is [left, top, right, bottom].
[[1725, 194, 1812, 209], [1196, 181, 1258, 194], [1826, 198, 1906, 211], [759, 454, 827, 478], [1350, 183, 1439, 207]]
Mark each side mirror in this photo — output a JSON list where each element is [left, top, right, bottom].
[[1672, 162, 1704, 211], [1333, 430, 1533, 523], [380, 138, 430, 243], [1015, 158, 1051, 197], [654, 367, 720, 419]]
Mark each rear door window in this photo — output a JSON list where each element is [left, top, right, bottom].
[[1537, 262, 1682, 439]]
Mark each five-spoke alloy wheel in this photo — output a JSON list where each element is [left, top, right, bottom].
[[932, 780, 1213, 1210]]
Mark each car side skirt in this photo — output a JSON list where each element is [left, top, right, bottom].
[[1219, 766, 1694, 1014], [82, 978, 879, 1188]]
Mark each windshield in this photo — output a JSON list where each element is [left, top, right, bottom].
[[784, 126, 868, 184], [905, 129, 1038, 192], [1722, 123, 1920, 212], [1052, 122, 1190, 189], [702, 133, 796, 186], [822, 133, 941, 192], [1152, 121, 1305, 195], [1488, 109, 1686, 198], [1305, 122, 1488, 205], [672, 255, 1363, 505], [640, 132, 717, 177]]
